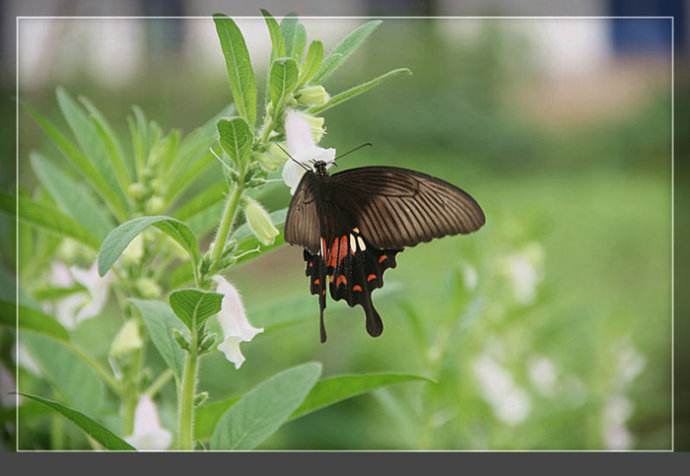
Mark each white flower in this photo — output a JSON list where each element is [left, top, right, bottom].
[[527, 355, 558, 397], [602, 395, 634, 450], [281, 109, 335, 194], [70, 263, 112, 325], [124, 395, 172, 451], [14, 343, 41, 376], [472, 351, 531, 425], [110, 319, 144, 357], [502, 242, 544, 304], [213, 276, 263, 369]]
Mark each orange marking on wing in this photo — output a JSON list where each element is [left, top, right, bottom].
[[367, 274, 377, 282], [336, 275, 347, 287], [378, 255, 388, 264], [313, 278, 320, 286], [352, 284, 363, 292], [339, 236, 348, 259]]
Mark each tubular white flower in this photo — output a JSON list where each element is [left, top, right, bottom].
[[124, 395, 172, 451], [70, 263, 113, 326], [281, 109, 335, 194], [213, 276, 263, 369]]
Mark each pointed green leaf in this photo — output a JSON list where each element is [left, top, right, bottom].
[[279, 14, 299, 57], [313, 20, 382, 83], [310, 68, 411, 115], [19, 393, 134, 451], [130, 299, 186, 380], [261, 9, 285, 61], [23, 103, 127, 220], [210, 362, 322, 450], [1, 191, 99, 248], [213, 14, 257, 126], [297, 40, 324, 88], [173, 181, 227, 221], [31, 153, 115, 242], [217, 117, 252, 169], [56, 88, 129, 216], [169, 288, 224, 330], [79, 97, 132, 190], [269, 57, 298, 119], [290, 373, 433, 421], [97, 216, 199, 276], [0, 299, 69, 341]]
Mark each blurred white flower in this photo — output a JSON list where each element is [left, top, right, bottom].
[[213, 276, 263, 369], [502, 242, 544, 304], [46, 262, 113, 329], [527, 355, 558, 397], [462, 263, 478, 291], [602, 395, 633, 450], [281, 109, 335, 194], [125, 395, 172, 451], [110, 319, 144, 357], [14, 343, 41, 376], [472, 352, 531, 425], [616, 341, 646, 386], [0, 363, 16, 407]]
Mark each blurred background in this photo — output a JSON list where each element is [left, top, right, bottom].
[[0, 0, 680, 450]]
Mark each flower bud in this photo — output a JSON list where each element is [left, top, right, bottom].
[[244, 198, 279, 246], [172, 328, 190, 351], [199, 333, 217, 353], [128, 182, 148, 201], [110, 319, 143, 357], [253, 144, 285, 172], [297, 85, 330, 107], [145, 196, 166, 214], [123, 234, 144, 264], [136, 277, 161, 298], [151, 178, 167, 196], [194, 392, 209, 407]]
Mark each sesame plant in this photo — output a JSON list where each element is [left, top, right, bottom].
[[5, 12, 430, 451]]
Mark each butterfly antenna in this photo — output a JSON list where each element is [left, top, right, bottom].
[[275, 143, 310, 172], [334, 142, 373, 162]]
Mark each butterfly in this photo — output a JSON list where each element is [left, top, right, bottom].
[[284, 159, 485, 342]]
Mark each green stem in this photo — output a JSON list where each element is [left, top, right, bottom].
[[177, 326, 199, 450], [145, 369, 174, 397], [209, 181, 244, 273]]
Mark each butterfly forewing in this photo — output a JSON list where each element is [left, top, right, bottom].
[[284, 172, 321, 254], [330, 166, 485, 249]]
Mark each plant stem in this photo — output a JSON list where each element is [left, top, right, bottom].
[[62, 340, 122, 396], [177, 326, 199, 450], [209, 181, 244, 273], [145, 369, 174, 397]]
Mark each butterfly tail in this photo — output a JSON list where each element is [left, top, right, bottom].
[[363, 298, 383, 337]]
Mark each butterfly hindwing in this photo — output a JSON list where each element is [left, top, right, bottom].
[[304, 229, 401, 341]]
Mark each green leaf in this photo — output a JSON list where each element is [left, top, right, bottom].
[[297, 40, 324, 88], [213, 14, 257, 126], [23, 103, 127, 221], [31, 153, 115, 242], [309, 68, 412, 115], [169, 288, 224, 330], [1, 191, 99, 248], [279, 14, 299, 57], [210, 362, 322, 450], [290, 373, 433, 421], [313, 20, 382, 83], [19, 393, 134, 451], [56, 88, 129, 217], [194, 395, 241, 440], [196, 371, 429, 441], [0, 300, 69, 341], [79, 96, 132, 190], [261, 9, 285, 61], [217, 117, 253, 169], [22, 332, 107, 415], [130, 299, 186, 380], [173, 181, 227, 221], [269, 57, 299, 118], [97, 215, 199, 277]]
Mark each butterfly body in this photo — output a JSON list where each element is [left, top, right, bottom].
[[285, 163, 485, 342]]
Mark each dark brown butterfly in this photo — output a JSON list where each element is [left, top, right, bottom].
[[284, 160, 485, 342]]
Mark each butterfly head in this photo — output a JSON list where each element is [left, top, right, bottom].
[[313, 160, 330, 176]]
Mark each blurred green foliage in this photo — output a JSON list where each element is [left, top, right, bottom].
[[3, 19, 672, 450]]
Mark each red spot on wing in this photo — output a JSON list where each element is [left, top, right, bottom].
[[352, 284, 363, 292], [367, 274, 377, 282], [336, 275, 347, 287], [378, 255, 388, 264], [313, 278, 320, 286]]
